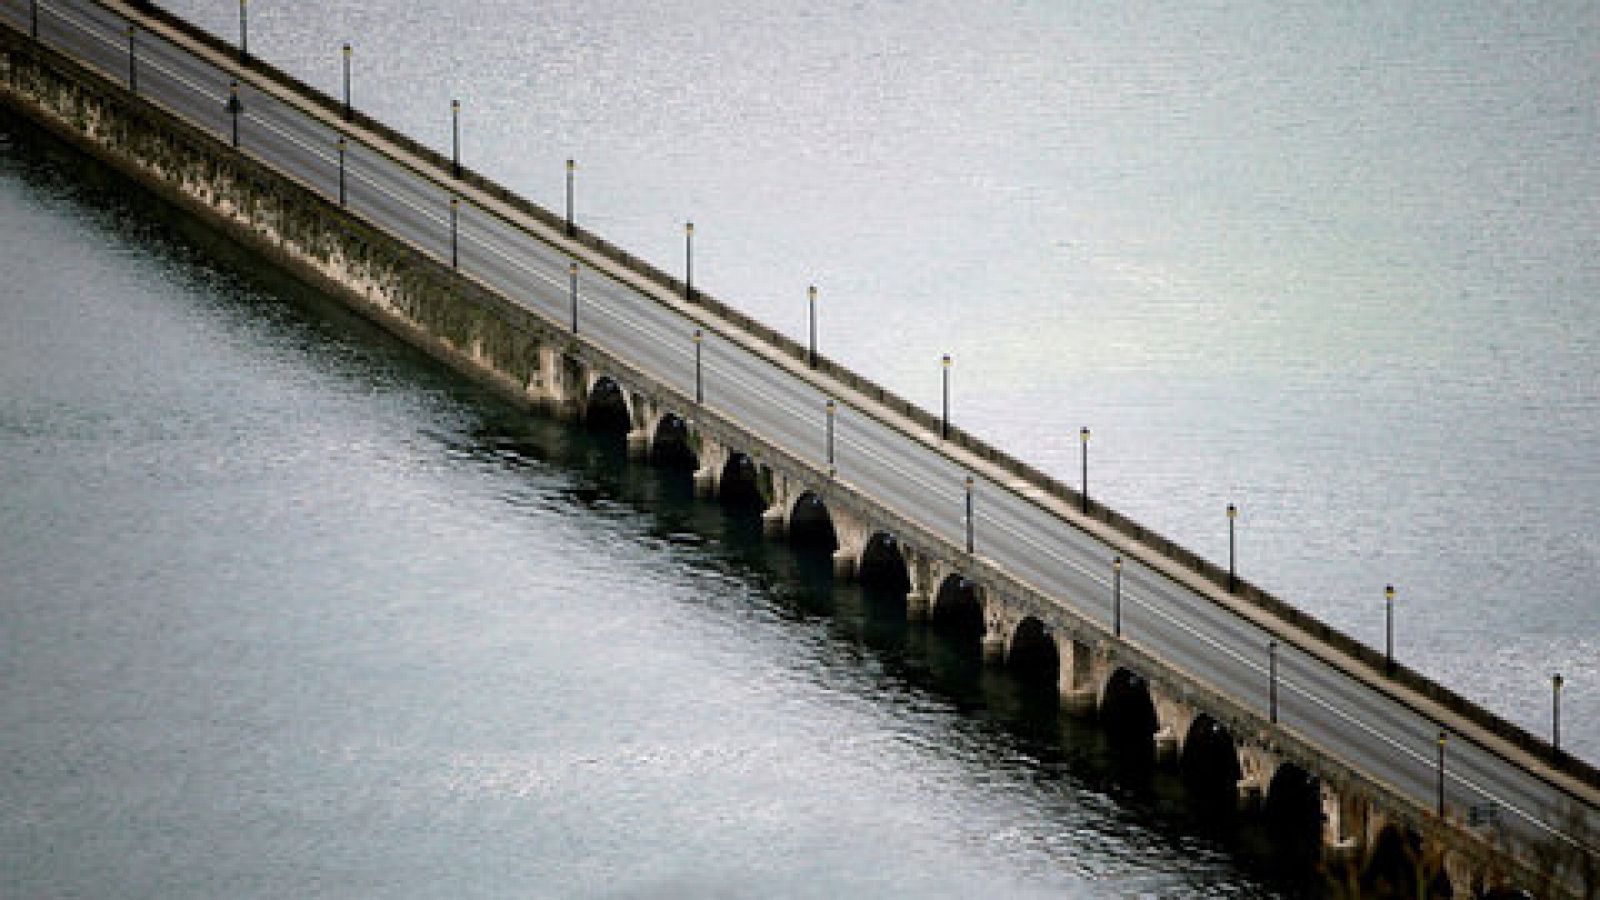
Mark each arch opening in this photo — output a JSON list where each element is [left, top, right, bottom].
[[650, 414, 697, 471], [858, 532, 911, 593], [1180, 715, 1241, 798], [1008, 617, 1059, 690], [788, 492, 838, 552], [1100, 668, 1158, 755], [1363, 824, 1452, 898], [584, 377, 631, 436], [1263, 763, 1321, 838], [932, 575, 984, 641], [717, 453, 763, 511]]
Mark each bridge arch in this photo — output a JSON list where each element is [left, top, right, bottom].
[[584, 376, 632, 435], [717, 452, 764, 511], [649, 412, 697, 470], [1179, 714, 1241, 798], [1007, 616, 1059, 690], [787, 491, 838, 552], [1100, 668, 1158, 756], [1364, 823, 1452, 898], [857, 532, 911, 593], [932, 574, 985, 641]]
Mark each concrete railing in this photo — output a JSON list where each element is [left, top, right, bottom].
[[36, 1, 1600, 795]]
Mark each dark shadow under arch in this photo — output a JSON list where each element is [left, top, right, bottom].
[[788, 492, 837, 553], [1008, 617, 1059, 691], [585, 377, 631, 436], [1180, 715, 1242, 799], [717, 453, 763, 512], [858, 532, 911, 593], [1100, 668, 1158, 757], [932, 575, 984, 641], [650, 413, 696, 470]]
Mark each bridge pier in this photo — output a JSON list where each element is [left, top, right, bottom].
[[626, 427, 649, 459]]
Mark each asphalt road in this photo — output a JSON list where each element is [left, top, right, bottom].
[[9, 0, 1597, 879]]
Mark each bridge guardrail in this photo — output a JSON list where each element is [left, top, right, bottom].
[[53, 0, 1600, 797]]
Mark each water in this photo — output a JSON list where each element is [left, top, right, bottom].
[[2, 0, 1598, 894]]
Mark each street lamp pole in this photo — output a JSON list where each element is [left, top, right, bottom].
[[341, 44, 352, 120], [684, 222, 694, 299], [569, 262, 579, 334], [964, 475, 974, 554], [808, 285, 818, 368], [941, 354, 951, 440], [1112, 555, 1123, 638], [1079, 426, 1091, 513], [336, 137, 346, 206], [565, 159, 576, 236], [1226, 503, 1238, 591], [826, 399, 836, 466], [1553, 673, 1564, 754], [30, 0, 37, 40], [1385, 584, 1395, 673], [238, 0, 248, 61], [451, 99, 461, 177], [693, 329, 703, 404], [1269, 640, 1279, 724]]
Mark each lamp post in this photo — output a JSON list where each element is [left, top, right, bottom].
[[227, 80, 242, 148], [693, 329, 703, 404], [941, 354, 951, 440], [1553, 673, 1564, 754], [450, 99, 461, 177], [1437, 731, 1448, 816], [1079, 426, 1091, 513], [341, 43, 352, 120], [964, 475, 974, 554], [1112, 555, 1123, 638], [806, 283, 819, 368], [565, 159, 576, 236], [569, 262, 579, 334], [1269, 640, 1279, 724], [684, 221, 694, 299], [30, 0, 37, 39], [449, 196, 459, 268], [336, 137, 346, 206], [1385, 584, 1395, 673], [238, 0, 248, 62], [1226, 503, 1238, 591], [127, 25, 136, 94], [826, 399, 836, 466]]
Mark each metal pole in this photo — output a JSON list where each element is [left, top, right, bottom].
[[336, 137, 346, 206], [449, 196, 459, 268], [693, 330, 703, 403], [808, 285, 818, 368], [941, 354, 951, 439], [1080, 426, 1090, 513], [964, 475, 974, 554], [565, 159, 575, 236], [1112, 556, 1123, 638], [569, 262, 579, 334], [684, 222, 694, 299], [238, 0, 248, 62], [1437, 731, 1447, 816], [1385, 584, 1395, 673], [30, 0, 37, 40], [1553, 673, 1564, 754], [343, 44, 353, 119], [1227, 503, 1238, 591], [228, 80, 241, 147], [451, 99, 461, 178], [826, 399, 835, 465], [1269, 640, 1278, 724], [127, 25, 136, 94]]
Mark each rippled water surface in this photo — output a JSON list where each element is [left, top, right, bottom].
[[3, 0, 1598, 895]]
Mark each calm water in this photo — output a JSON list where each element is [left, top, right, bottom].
[[2, 0, 1598, 895]]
